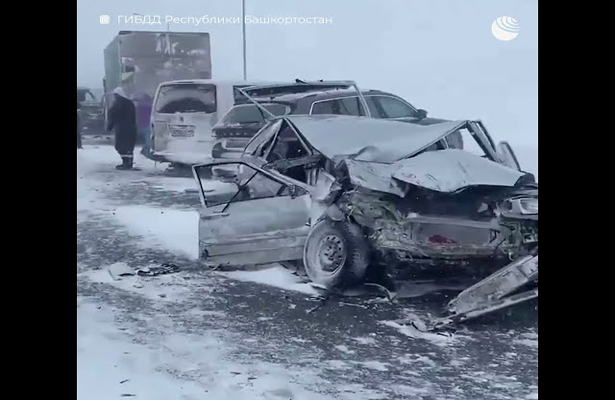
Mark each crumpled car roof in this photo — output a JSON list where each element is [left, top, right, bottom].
[[284, 114, 467, 164]]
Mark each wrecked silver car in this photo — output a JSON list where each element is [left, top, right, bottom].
[[192, 115, 538, 327]]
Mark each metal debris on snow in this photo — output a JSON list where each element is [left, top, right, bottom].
[[137, 263, 180, 277]]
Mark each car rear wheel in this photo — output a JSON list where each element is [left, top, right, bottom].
[[303, 219, 370, 289]]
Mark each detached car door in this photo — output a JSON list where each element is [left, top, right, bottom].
[[193, 161, 312, 267]]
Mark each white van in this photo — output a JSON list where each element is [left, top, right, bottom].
[[151, 80, 272, 165]]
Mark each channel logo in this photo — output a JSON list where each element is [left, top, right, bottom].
[[491, 16, 519, 41]]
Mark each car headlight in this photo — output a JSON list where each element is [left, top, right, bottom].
[[501, 197, 538, 215], [519, 198, 538, 214]]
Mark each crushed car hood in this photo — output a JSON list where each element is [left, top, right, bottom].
[[392, 150, 526, 192], [284, 115, 467, 164], [342, 149, 527, 195]]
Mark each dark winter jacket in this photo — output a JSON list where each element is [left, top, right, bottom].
[[107, 93, 137, 153]]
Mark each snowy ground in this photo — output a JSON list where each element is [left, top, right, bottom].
[[77, 144, 538, 400]]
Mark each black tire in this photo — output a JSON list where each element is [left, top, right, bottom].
[[303, 219, 370, 289]]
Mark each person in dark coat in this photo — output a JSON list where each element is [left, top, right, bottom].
[[77, 101, 83, 149], [107, 87, 137, 170]]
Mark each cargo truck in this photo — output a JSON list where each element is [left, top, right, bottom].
[[102, 30, 212, 159]]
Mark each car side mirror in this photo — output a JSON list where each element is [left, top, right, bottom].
[[417, 109, 428, 119]]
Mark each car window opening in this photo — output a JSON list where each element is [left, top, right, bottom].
[[244, 120, 283, 157], [155, 84, 217, 114], [419, 139, 448, 154], [221, 170, 259, 212], [221, 168, 287, 212], [266, 126, 310, 183]]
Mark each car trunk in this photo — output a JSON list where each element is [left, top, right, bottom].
[[152, 83, 217, 163], [212, 102, 289, 159], [213, 122, 264, 139]]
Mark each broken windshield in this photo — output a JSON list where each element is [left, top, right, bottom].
[[442, 127, 490, 158], [154, 83, 216, 114], [244, 120, 283, 157]]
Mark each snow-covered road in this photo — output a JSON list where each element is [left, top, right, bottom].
[[77, 145, 538, 400]]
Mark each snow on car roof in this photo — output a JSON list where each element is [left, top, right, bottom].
[[282, 115, 467, 164]]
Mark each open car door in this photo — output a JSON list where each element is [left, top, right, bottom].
[[193, 161, 312, 267]]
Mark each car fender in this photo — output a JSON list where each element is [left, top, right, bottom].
[[324, 204, 345, 222]]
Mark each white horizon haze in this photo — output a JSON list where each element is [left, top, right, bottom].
[[77, 0, 538, 151]]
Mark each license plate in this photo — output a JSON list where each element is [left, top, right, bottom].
[[169, 125, 195, 137]]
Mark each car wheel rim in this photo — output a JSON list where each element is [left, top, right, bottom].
[[316, 234, 346, 274]]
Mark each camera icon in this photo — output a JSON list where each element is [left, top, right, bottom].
[[99, 15, 111, 25]]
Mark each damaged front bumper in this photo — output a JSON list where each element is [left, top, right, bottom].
[[428, 253, 538, 330]]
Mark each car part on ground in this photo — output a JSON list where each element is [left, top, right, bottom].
[[428, 255, 538, 330], [137, 263, 181, 277], [192, 114, 537, 327]]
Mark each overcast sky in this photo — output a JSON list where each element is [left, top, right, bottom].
[[77, 0, 538, 147]]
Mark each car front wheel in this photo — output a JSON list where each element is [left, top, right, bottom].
[[303, 218, 370, 289]]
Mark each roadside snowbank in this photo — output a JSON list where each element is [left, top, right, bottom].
[[111, 205, 199, 259]]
